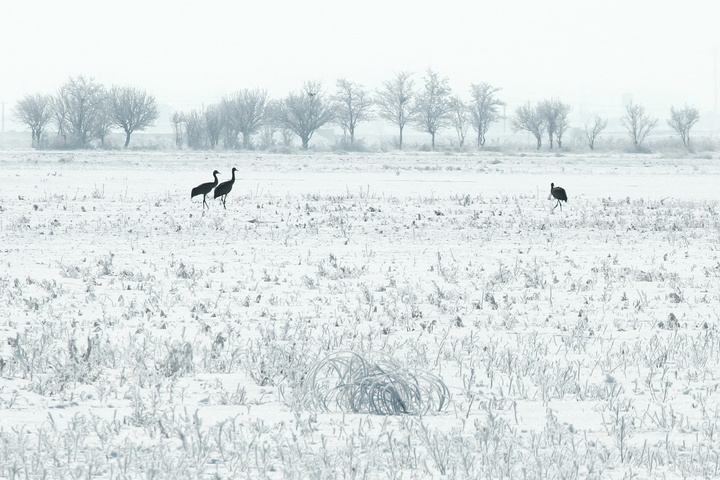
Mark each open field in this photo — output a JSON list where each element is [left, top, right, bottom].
[[2, 150, 720, 479]]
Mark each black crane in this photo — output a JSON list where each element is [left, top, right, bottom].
[[550, 183, 567, 211], [214, 167, 237, 209], [191, 170, 220, 209]]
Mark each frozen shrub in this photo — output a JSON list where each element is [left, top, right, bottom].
[[160, 341, 194, 377], [297, 351, 450, 415]]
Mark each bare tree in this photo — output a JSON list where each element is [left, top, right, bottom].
[[56, 75, 108, 148], [184, 110, 205, 149], [667, 104, 700, 151], [512, 102, 545, 150], [414, 69, 453, 149], [448, 97, 470, 147], [109, 86, 159, 147], [259, 125, 277, 150], [539, 98, 571, 149], [94, 96, 114, 147], [170, 111, 185, 149], [276, 81, 336, 150], [376, 71, 415, 150], [50, 95, 70, 147], [258, 99, 282, 149], [280, 128, 294, 147], [584, 115, 607, 150], [204, 105, 222, 149], [220, 98, 241, 149], [555, 104, 572, 149], [14, 93, 52, 148], [468, 83, 504, 147], [621, 103, 658, 148], [223, 88, 269, 149], [334, 79, 373, 146]]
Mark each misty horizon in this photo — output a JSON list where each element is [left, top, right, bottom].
[[2, 1, 718, 126]]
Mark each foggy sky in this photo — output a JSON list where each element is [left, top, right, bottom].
[[1, 0, 719, 132]]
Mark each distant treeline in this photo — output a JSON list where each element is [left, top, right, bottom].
[[13, 72, 706, 152]]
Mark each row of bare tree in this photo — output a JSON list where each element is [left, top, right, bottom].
[[14, 76, 159, 149], [513, 100, 701, 152], [13, 72, 703, 151], [167, 71, 505, 151], [13, 71, 505, 151]]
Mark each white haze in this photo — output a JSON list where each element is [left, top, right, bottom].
[[1, 0, 719, 132]]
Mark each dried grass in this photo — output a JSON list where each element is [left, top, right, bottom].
[[298, 351, 450, 415]]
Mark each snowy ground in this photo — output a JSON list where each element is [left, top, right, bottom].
[[2, 149, 720, 479]]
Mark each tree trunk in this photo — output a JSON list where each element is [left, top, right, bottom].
[[431, 132, 436, 150], [399, 126, 404, 150], [349, 128, 355, 145], [124, 131, 131, 148], [548, 133, 554, 149], [242, 132, 250, 149], [301, 135, 309, 150], [535, 134, 542, 150]]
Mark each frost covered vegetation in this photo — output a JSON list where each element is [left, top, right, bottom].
[[2, 150, 720, 478]]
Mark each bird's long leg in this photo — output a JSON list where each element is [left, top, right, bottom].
[[222, 195, 227, 209], [203, 195, 208, 209]]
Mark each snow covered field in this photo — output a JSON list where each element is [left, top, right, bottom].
[[2, 149, 720, 479]]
